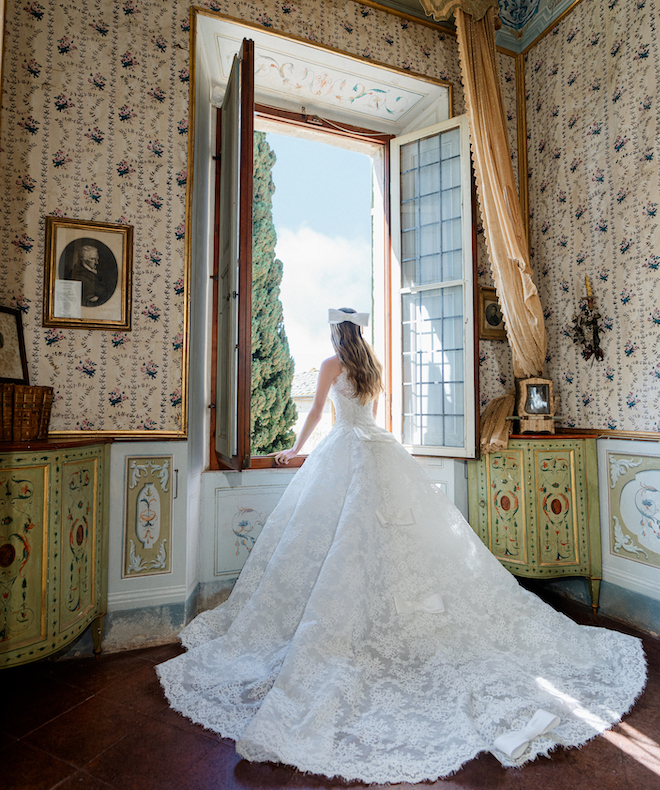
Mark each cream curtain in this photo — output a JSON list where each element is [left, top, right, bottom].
[[421, 3, 547, 452], [455, 6, 546, 381]]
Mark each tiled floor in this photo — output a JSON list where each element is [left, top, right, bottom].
[[2, 592, 660, 790]]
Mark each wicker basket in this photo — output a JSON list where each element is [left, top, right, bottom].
[[0, 384, 54, 442]]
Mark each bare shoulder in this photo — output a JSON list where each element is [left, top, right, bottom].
[[319, 355, 342, 380], [319, 354, 341, 376]]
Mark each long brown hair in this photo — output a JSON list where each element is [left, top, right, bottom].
[[330, 308, 383, 405]]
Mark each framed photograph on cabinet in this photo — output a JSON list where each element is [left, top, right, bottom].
[[479, 286, 506, 340], [0, 306, 29, 384], [43, 216, 133, 330]]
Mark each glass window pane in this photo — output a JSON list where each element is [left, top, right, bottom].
[[419, 192, 440, 226], [420, 289, 442, 320], [418, 383, 444, 414], [418, 255, 441, 285], [402, 415, 415, 445], [420, 223, 440, 256], [401, 140, 418, 172], [442, 350, 464, 383], [419, 163, 440, 196], [403, 384, 413, 413], [442, 187, 461, 221], [421, 414, 444, 446], [442, 218, 462, 251], [419, 134, 440, 165], [402, 292, 414, 323], [441, 128, 461, 160], [402, 353, 412, 383], [444, 416, 464, 447], [443, 382, 464, 415], [442, 250, 463, 281], [442, 156, 461, 188], [402, 259, 416, 288], [401, 199, 418, 231], [442, 285, 463, 317], [401, 169, 418, 200], [443, 316, 463, 349], [402, 229, 417, 260]]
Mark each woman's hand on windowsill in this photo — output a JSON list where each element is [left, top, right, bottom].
[[267, 448, 299, 466]]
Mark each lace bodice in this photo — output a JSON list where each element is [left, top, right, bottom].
[[329, 370, 377, 430]]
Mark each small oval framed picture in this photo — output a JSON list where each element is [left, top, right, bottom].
[[479, 286, 506, 340], [43, 216, 133, 330]]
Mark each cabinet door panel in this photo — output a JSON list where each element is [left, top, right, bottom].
[[533, 446, 584, 569], [0, 465, 49, 652], [59, 458, 99, 632], [485, 450, 528, 564]]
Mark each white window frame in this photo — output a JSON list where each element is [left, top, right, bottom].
[[390, 114, 476, 459]]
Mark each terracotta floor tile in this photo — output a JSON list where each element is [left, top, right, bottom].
[[53, 770, 117, 790], [85, 717, 218, 790], [0, 740, 75, 790], [2, 591, 659, 790], [152, 701, 229, 743], [50, 650, 148, 693], [1, 676, 92, 738], [97, 660, 170, 715], [24, 693, 150, 768], [178, 743, 298, 790], [134, 641, 186, 664]]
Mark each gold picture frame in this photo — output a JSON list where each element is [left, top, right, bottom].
[[43, 216, 133, 330], [479, 286, 506, 340], [0, 306, 29, 384]]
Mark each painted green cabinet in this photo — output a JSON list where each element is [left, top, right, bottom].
[[468, 437, 602, 611], [0, 440, 110, 667]]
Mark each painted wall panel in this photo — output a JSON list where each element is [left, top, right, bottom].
[[598, 438, 660, 604]]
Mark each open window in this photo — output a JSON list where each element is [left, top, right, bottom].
[[210, 37, 477, 471], [390, 116, 476, 458]]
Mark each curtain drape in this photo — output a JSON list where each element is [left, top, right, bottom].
[[454, 6, 547, 452]]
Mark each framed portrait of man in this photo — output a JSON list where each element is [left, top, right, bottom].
[[478, 286, 506, 340], [43, 217, 133, 330]]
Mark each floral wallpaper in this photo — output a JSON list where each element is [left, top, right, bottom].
[[0, 0, 489, 435], [1, 0, 189, 433], [525, 0, 660, 432]]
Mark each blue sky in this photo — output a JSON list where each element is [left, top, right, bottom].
[[266, 132, 373, 373]]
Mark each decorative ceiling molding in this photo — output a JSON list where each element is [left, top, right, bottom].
[[498, 0, 540, 30], [419, 0, 499, 21], [494, 0, 580, 52], [199, 18, 450, 135]]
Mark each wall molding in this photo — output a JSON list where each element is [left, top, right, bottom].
[[603, 566, 660, 604], [107, 584, 188, 612]]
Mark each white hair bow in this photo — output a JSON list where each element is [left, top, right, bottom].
[[328, 309, 369, 327]]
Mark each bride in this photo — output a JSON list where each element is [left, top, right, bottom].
[[157, 307, 646, 784]]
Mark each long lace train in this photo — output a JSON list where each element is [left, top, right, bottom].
[[156, 373, 646, 784]]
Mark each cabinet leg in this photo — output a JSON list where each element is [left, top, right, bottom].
[[92, 614, 105, 658], [589, 578, 601, 615]]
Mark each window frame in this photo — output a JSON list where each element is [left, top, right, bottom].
[[209, 103, 393, 470], [389, 115, 478, 459]]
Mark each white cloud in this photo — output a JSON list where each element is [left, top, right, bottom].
[[275, 226, 372, 374]]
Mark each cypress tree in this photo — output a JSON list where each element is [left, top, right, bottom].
[[251, 131, 297, 454]]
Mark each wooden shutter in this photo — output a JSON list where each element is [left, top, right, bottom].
[[214, 39, 254, 468]]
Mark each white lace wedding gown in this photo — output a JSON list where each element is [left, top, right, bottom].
[[157, 372, 646, 784]]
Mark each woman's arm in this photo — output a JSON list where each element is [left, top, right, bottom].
[[269, 356, 342, 465]]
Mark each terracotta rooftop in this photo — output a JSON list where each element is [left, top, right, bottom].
[[291, 369, 318, 398]]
